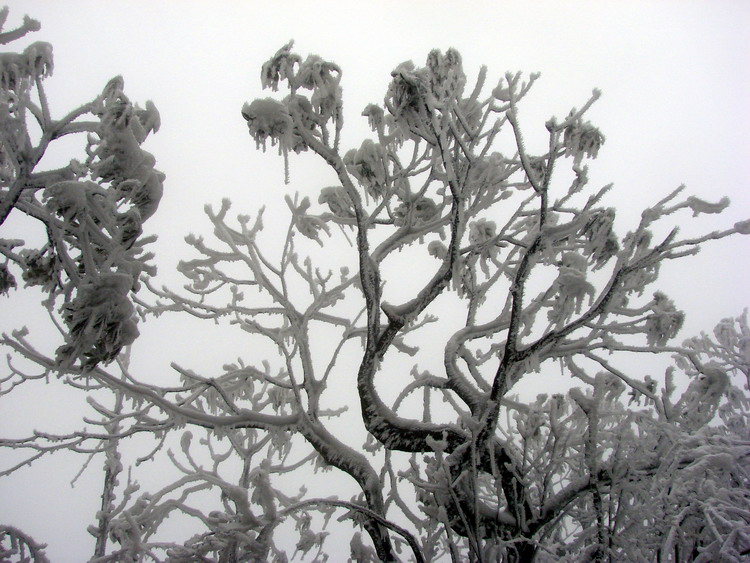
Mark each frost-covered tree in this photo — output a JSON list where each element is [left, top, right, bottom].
[[2, 11, 750, 563]]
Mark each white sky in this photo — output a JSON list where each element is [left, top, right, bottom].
[[1, 1, 749, 561]]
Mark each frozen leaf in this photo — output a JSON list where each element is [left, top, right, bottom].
[[180, 431, 192, 454], [427, 240, 447, 259], [343, 139, 387, 199], [466, 152, 508, 194], [583, 208, 619, 268], [0, 263, 16, 295], [261, 40, 300, 91], [19, 248, 57, 289], [241, 98, 293, 150], [294, 529, 328, 558], [318, 186, 354, 217], [469, 218, 496, 245], [285, 195, 330, 244], [285, 93, 317, 133], [548, 252, 595, 324], [385, 60, 434, 138], [56, 272, 138, 368], [44, 180, 93, 220], [349, 532, 377, 562], [297, 54, 342, 121], [425, 47, 466, 101], [675, 364, 729, 430], [563, 118, 605, 165], [0, 41, 52, 92], [393, 196, 438, 226], [362, 103, 384, 132], [645, 292, 684, 346], [685, 195, 729, 216]]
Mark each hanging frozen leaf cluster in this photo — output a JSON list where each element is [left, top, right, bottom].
[[241, 97, 293, 151], [242, 40, 343, 183], [562, 116, 605, 165], [0, 9, 162, 370], [547, 251, 596, 326], [89, 91, 163, 221], [56, 272, 138, 368], [645, 291, 684, 346], [344, 139, 388, 200]]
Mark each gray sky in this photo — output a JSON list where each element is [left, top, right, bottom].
[[1, 1, 749, 560]]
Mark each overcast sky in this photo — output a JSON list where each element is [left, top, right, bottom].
[[1, 1, 749, 560]]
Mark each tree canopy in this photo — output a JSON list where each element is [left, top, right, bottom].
[[1, 8, 749, 562]]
